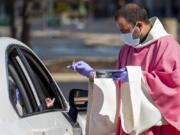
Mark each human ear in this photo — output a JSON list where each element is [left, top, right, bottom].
[[133, 22, 143, 36]]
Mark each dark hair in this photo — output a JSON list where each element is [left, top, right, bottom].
[[114, 3, 150, 25]]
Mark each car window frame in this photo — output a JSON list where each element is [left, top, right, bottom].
[[7, 44, 69, 118], [7, 46, 35, 117], [17, 45, 69, 112]]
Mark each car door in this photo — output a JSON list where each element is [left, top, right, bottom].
[[7, 45, 74, 135]]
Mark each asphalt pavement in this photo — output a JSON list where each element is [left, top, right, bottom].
[[31, 37, 120, 60]]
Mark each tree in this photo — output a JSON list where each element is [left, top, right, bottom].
[[5, 0, 32, 47], [21, 0, 31, 46], [5, 0, 17, 38]]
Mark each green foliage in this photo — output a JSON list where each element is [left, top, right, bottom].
[[79, 3, 87, 17], [54, 2, 71, 14]]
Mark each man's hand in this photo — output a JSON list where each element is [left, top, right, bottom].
[[112, 68, 128, 82], [67, 61, 94, 77], [45, 98, 55, 108]]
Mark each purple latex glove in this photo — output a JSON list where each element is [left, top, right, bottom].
[[67, 61, 94, 77], [112, 68, 128, 82]]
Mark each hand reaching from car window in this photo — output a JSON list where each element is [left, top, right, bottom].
[[45, 98, 55, 108]]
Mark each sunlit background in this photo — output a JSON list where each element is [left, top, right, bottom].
[[0, 0, 180, 98]]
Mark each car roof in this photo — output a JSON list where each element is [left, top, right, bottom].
[[0, 37, 28, 52], [0, 37, 44, 69]]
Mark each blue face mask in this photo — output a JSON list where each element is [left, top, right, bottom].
[[120, 24, 141, 47]]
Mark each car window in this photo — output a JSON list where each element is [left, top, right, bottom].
[[7, 45, 68, 117], [8, 47, 36, 116], [19, 47, 68, 111], [8, 72, 24, 116]]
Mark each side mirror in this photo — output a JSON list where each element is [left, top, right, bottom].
[[68, 89, 88, 122], [69, 89, 88, 111]]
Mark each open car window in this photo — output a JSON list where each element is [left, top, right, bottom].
[[19, 47, 68, 112], [7, 45, 68, 117], [8, 47, 37, 116]]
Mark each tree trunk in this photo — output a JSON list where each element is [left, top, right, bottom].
[[6, 0, 17, 38], [21, 0, 31, 47], [165, 0, 172, 17]]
